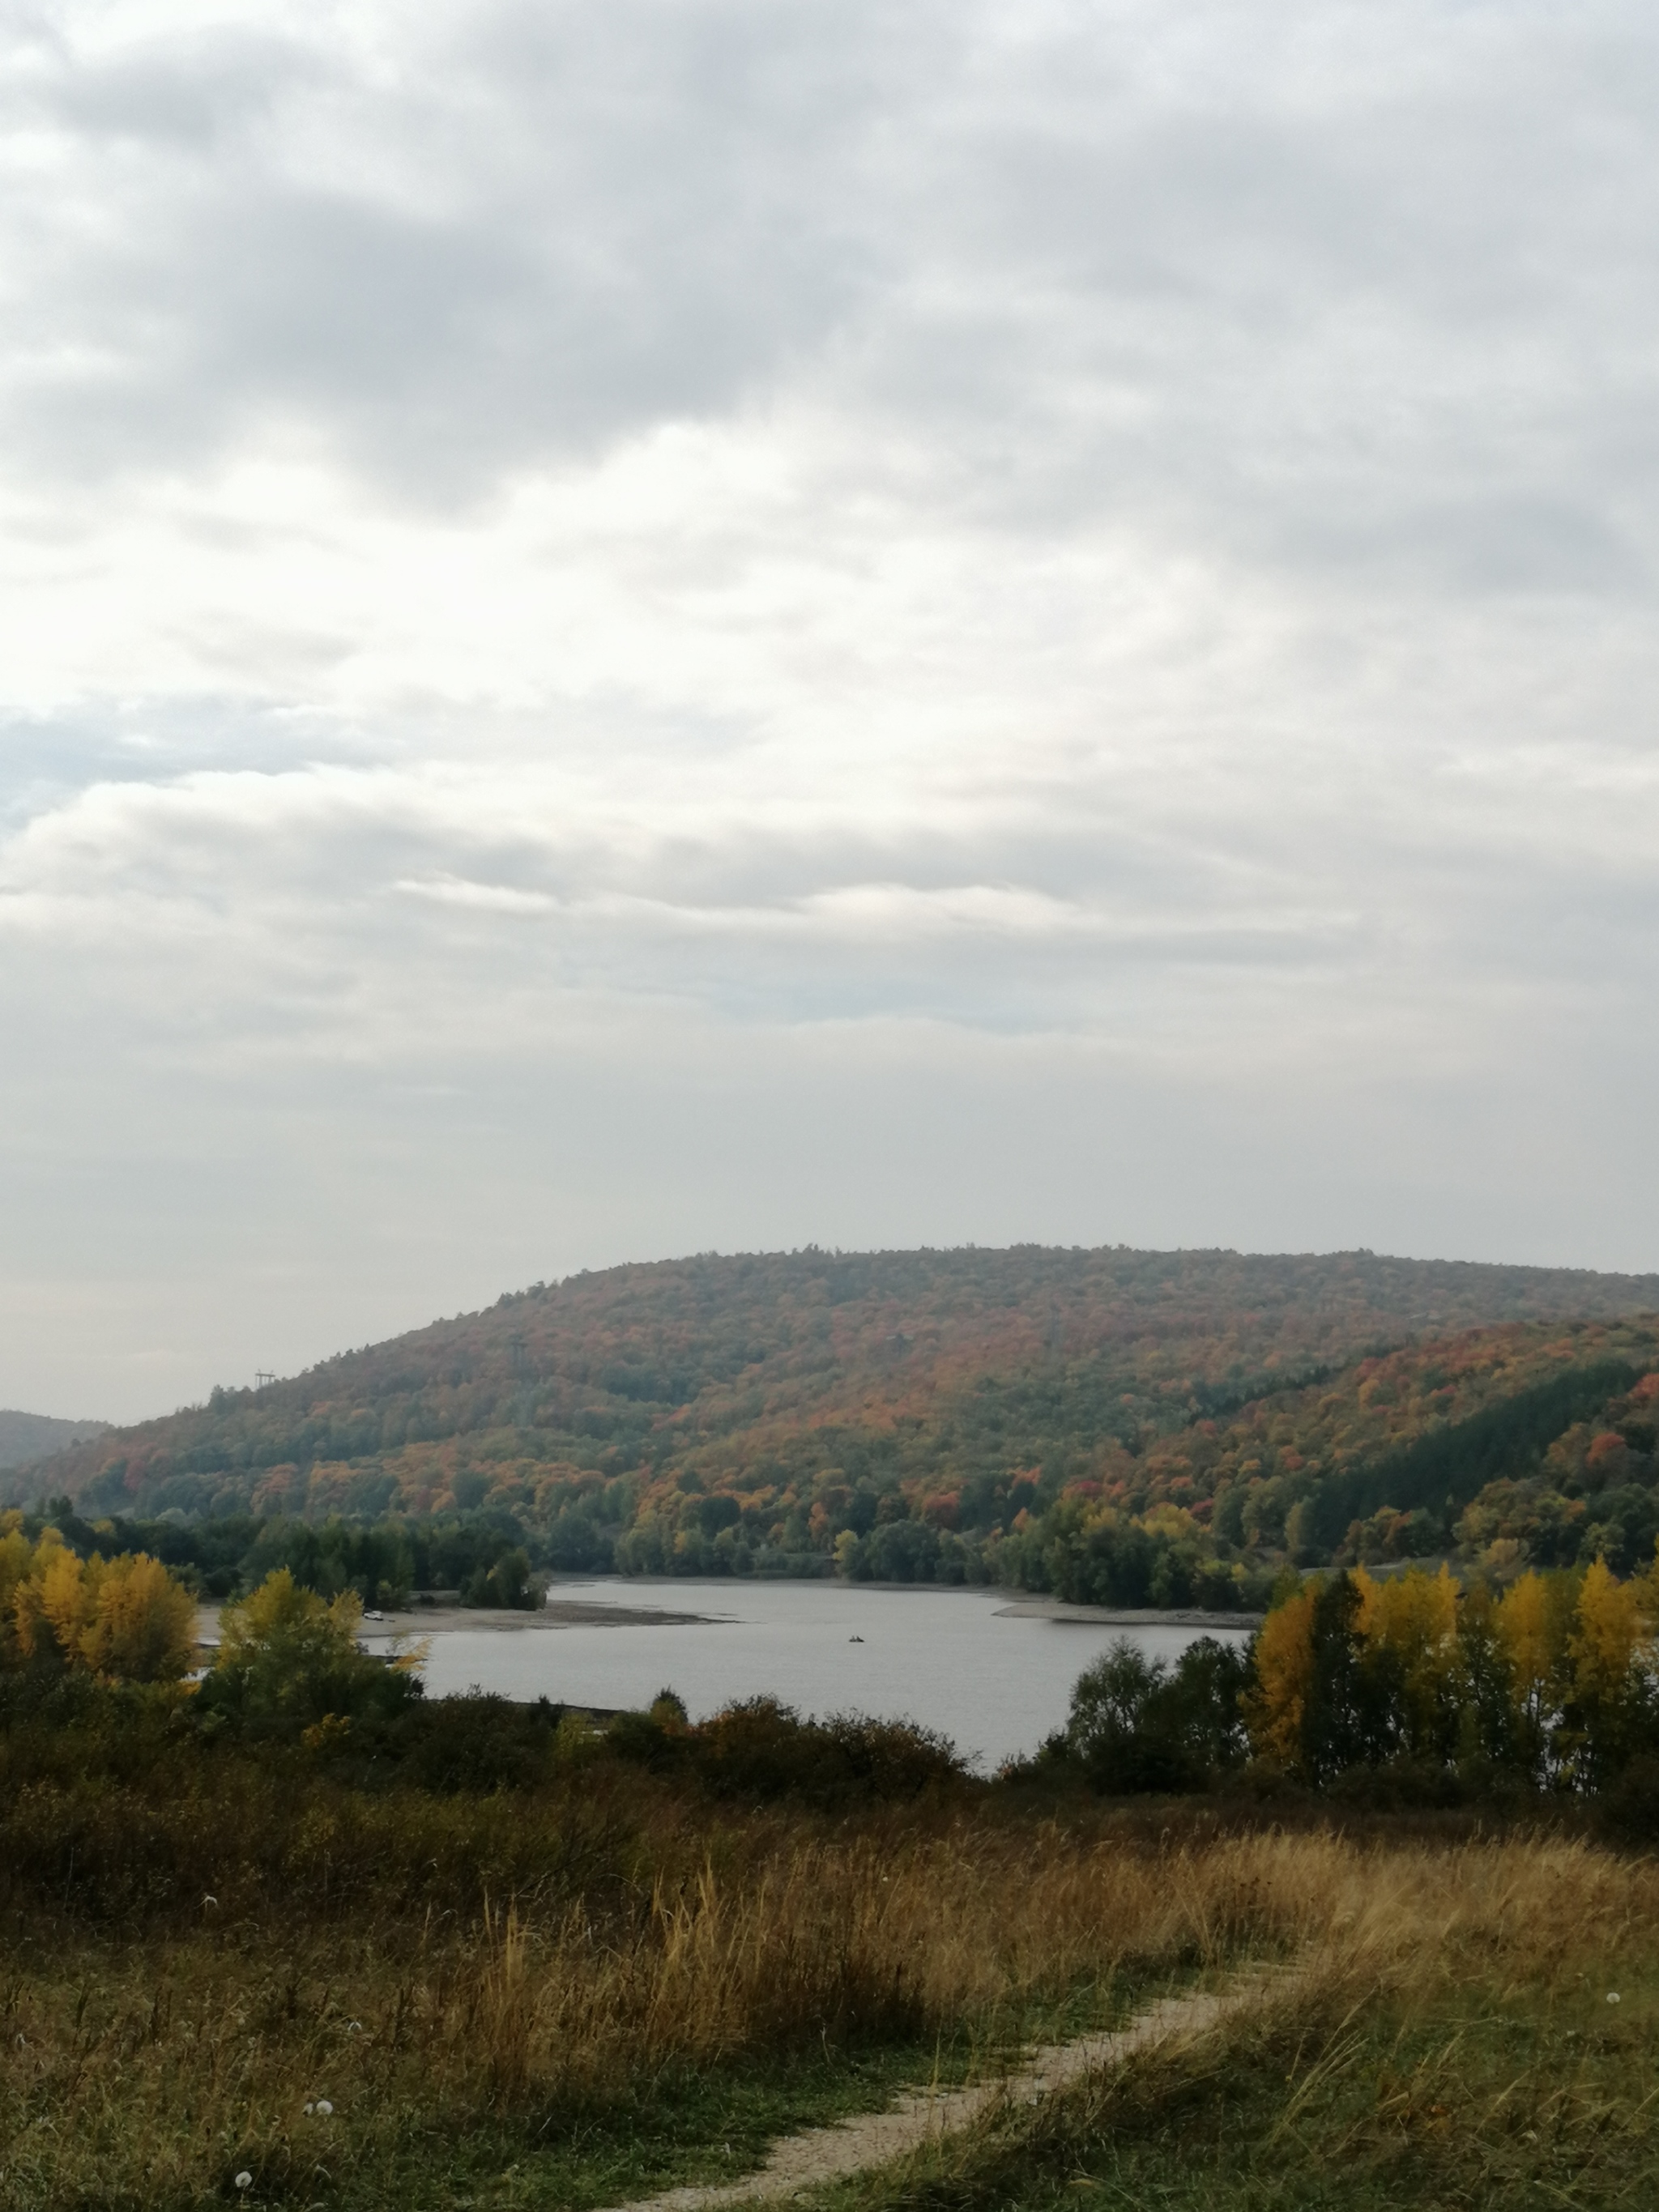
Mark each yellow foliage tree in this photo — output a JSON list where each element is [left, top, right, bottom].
[[1495, 1570, 1572, 1730], [5, 1528, 197, 1682], [1572, 1557, 1643, 1711], [10, 1528, 79, 1664], [1243, 1584, 1316, 1767], [1354, 1563, 1461, 1758], [82, 1554, 198, 1681], [34, 1539, 95, 1659]]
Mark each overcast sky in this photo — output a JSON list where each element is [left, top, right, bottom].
[[4, 0, 1659, 1419]]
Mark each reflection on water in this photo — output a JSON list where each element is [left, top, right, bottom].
[[386, 1579, 1252, 1772]]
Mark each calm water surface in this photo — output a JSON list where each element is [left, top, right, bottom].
[[395, 1579, 1252, 1771]]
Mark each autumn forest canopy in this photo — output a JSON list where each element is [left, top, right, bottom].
[[5, 1247, 1659, 1618]]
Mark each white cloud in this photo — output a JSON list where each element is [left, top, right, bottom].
[[393, 873, 554, 915]]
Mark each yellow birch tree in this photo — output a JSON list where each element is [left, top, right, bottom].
[[6, 1528, 197, 1682], [1243, 1584, 1316, 1767], [1354, 1563, 1461, 1758]]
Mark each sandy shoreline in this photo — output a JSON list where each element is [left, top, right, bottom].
[[193, 1593, 726, 1647], [193, 1585, 1260, 1648], [373, 1596, 728, 1636], [992, 1598, 1265, 1629]]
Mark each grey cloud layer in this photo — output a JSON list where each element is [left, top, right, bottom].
[[4, 0, 1659, 1413], [5, 0, 1657, 575], [6, 1, 894, 488]]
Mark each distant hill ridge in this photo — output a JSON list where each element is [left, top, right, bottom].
[[0, 1409, 109, 1471], [11, 1247, 1659, 1600]]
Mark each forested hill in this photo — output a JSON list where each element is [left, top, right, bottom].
[[11, 1247, 1659, 1606]]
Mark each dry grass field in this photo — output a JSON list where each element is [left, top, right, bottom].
[[4, 1766, 1655, 2210]]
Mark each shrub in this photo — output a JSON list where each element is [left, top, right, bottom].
[[382, 1691, 566, 1792], [198, 1568, 421, 1727], [1061, 1634, 1252, 1793], [679, 1697, 964, 1807]]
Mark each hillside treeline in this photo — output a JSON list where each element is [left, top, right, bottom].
[[11, 1247, 1659, 1599]]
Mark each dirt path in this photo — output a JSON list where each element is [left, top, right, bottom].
[[606, 1977, 1274, 2212]]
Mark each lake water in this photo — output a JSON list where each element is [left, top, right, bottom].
[[394, 1579, 1253, 1771]]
